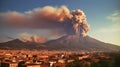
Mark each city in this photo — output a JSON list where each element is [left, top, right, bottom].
[[0, 50, 120, 67]]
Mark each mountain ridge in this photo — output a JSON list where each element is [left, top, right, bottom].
[[44, 35, 120, 51], [0, 35, 120, 52]]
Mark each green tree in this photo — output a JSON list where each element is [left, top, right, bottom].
[[91, 62, 101, 67], [114, 54, 120, 67]]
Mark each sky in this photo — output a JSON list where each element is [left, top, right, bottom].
[[0, 0, 120, 45]]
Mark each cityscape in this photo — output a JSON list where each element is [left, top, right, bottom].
[[0, 50, 120, 67]]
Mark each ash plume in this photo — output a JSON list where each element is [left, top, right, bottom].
[[63, 9, 90, 37], [21, 35, 46, 43], [0, 5, 90, 37]]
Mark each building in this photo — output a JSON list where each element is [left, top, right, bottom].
[[1, 62, 18, 67], [58, 59, 65, 63], [22, 64, 40, 67], [53, 62, 65, 67]]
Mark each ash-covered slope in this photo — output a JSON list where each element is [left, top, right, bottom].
[[45, 35, 120, 51]]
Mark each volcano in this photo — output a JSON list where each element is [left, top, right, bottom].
[[44, 35, 120, 52], [0, 35, 120, 52]]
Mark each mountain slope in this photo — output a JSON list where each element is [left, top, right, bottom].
[[45, 35, 120, 51], [0, 35, 120, 52], [0, 39, 46, 50]]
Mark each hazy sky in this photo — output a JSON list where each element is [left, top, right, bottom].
[[0, 0, 120, 45]]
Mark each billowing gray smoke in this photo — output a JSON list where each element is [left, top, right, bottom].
[[0, 6, 90, 37], [63, 9, 90, 37]]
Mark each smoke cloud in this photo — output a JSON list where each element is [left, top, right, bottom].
[[21, 35, 46, 43], [0, 5, 90, 37], [64, 9, 90, 37]]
